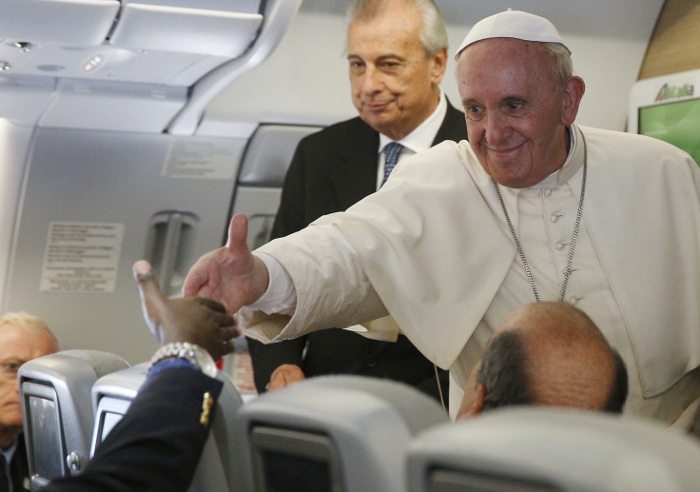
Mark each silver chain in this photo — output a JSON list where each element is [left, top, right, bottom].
[[493, 130, 588, 303]]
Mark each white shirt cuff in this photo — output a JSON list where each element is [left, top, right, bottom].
[[244, 252, 297, 316]]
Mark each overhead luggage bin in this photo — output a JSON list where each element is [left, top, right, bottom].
[[109, 4, 263, 58], [0, 0, 302, 132], [0, 0, 120, 46]]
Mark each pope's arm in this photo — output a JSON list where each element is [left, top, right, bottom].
[[184, 214, 392, 344], [183, 214, 270, 314]]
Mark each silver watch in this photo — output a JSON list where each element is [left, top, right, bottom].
[[149, 342, 218, 378]]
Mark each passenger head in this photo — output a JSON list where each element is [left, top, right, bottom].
[[454, 10, 585, 188], [458, 302, 628, 419], [0, 312, 59, 448], [347, 0, 448, 140]]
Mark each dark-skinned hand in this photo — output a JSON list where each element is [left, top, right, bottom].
[[133, 260, 239, 361]]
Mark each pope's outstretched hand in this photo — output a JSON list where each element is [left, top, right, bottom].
[[183, 214, 270, 315]]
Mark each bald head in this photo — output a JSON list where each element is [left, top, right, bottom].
[[501, 302, 624, 411], [458, 302, 627, 419]]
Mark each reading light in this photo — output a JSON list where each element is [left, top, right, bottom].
[[83, 54, 103, 72]]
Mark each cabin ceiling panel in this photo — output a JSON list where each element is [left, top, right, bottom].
[[0, 0, 120, 46], [0, 0, 267, 86]]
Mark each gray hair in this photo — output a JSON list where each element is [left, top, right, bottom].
[[348, 0, 448, 56], [0, 311, 59, 347], [543, 42, 573, 88]]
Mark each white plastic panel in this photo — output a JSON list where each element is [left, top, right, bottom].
[[38, 79, 188, 132], [134, 0, 260, 12], [110, 4, 263, 58], [0, 120, 36, 310], [3, 127, 246, 364], [237, 124, 322, 185], [0, 76, 55, 124], [0, 0, 120, 45]]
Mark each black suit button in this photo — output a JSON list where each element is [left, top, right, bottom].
[[366, 355, 376, 367]]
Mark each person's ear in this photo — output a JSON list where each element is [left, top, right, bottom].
[[457, 384, 486, 420], [429, 47, 448, 84], [473, 384, 486, 415], [560, 76, 585, 126]]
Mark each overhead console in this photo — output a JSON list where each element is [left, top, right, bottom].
[[0, 0, 263, 84], [0, 0, 302, 132]]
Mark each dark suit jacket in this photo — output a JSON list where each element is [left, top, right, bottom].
[[45, 368, 222, 492], [248, 102, 467, 400], [8, 433, 31, 491]]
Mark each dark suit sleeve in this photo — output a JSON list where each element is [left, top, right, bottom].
[[45, 368, 223, 492]]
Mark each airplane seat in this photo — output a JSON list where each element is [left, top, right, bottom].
[[231, 374, 449, 492], [406, 406, 700, 492], [90, 363, 150, 457], [230, 123, 324, 250], [91, 363, 244, 492], [17, 350, 130, 489]]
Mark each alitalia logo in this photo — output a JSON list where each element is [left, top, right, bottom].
[[655, 82, 694, 102]]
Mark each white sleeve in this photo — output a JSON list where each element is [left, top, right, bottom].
[[239, 223, 390, 343], [244, 253, 297, 316]]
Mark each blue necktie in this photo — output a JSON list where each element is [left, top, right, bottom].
[[382, 142, 404, 186], [0, 454, 9, 492]]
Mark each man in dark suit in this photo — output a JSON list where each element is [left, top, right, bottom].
[[247, 0, 467, 403], [0, 313, 59, 492], [45, 260, 237, 492]]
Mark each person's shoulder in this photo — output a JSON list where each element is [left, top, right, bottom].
[[581, 125, 697, 177], [582, 125, 686, 154], [300, 116, 373, 145]]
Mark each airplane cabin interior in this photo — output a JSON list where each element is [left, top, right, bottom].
[[1, 0, 700, 490]]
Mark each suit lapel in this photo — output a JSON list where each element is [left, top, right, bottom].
[[330, 104, 466, 212], [331, 119, 379, 210], [433, 101, 468, 145]]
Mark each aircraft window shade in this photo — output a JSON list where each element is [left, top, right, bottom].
[[22, 383, 65, 488], [427, 470, 560, 492], [109, 5, 263, 58], [250, 426, 343, 492], [237, 125, 323, 186]]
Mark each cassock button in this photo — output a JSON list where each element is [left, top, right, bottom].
[[543, 189, 553, 198], [550, 212, 565, 223], [555, 241, 568, 251], [568, 295, 585, 304], [366, 355, 377, 368]]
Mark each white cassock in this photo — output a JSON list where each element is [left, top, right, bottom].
[[242, 125, 700, 424]]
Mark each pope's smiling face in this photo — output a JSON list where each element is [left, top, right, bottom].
[[457, 38, 584, 188]]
